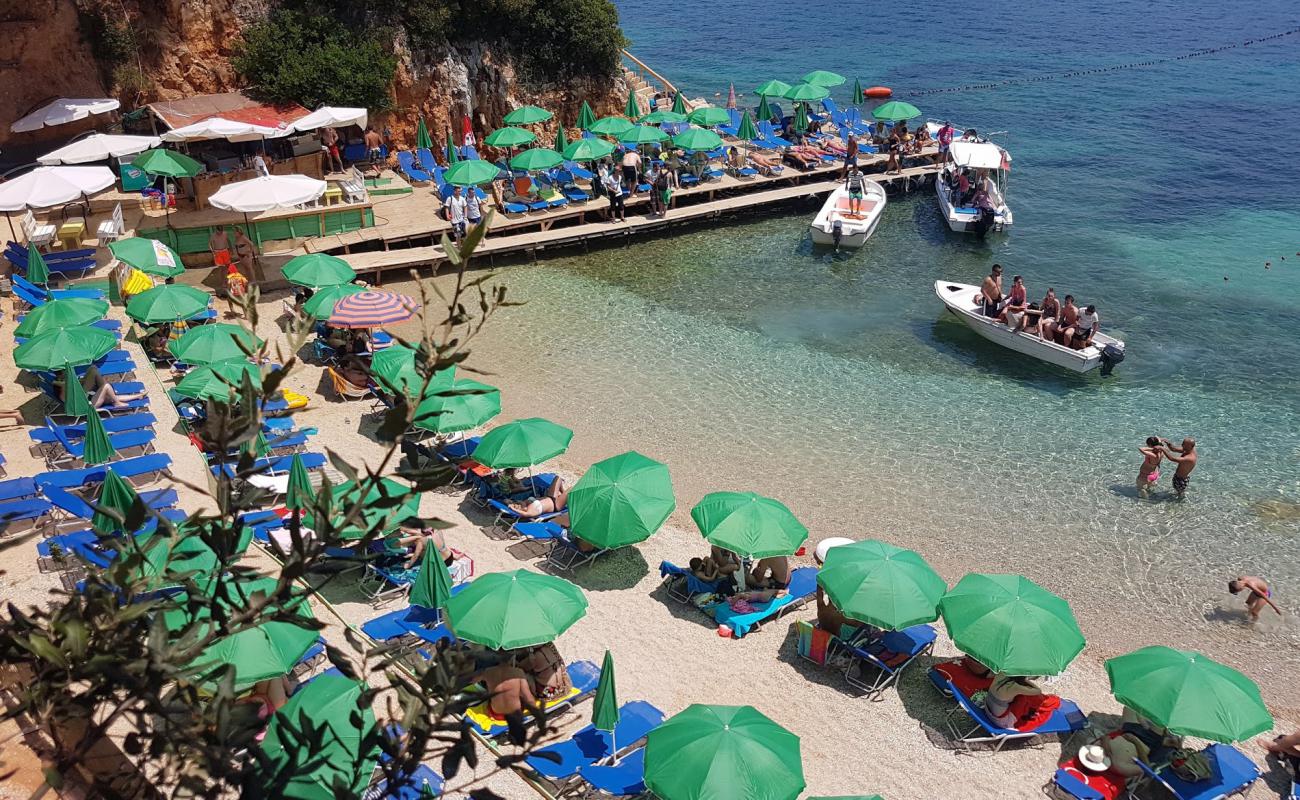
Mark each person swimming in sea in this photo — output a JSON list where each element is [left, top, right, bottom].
[[1228, 576, 1281, 622]]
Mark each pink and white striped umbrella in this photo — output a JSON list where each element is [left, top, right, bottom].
[[327, 290, 419, 328]]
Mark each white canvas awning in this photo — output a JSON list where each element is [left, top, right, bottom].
[[290, 107, 369, 133], [161, 117, 289, 143], [208, 175, 326, 213], [38, 133, 162, 165], [950, 141, 1010, 171], [11, 98, 121, 133], [0, 166, 116, 211]]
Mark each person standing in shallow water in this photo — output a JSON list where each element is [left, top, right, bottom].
[[1159, 437, 1197, 499]]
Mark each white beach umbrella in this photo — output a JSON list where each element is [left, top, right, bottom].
[[38, 133, 163, 165], [0, 166, 116, 211], [11, 98, 121, 133], [161, 117, 288, 143], [290, 107, 369, 133], [207, 175, 327, 213]]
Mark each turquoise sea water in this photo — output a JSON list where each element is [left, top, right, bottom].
[[449, 1, 1300, 687]]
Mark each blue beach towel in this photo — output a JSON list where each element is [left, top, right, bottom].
[[709, 567, 817, 638]]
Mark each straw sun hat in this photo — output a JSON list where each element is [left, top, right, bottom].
[[814, 537, 854, 564], [1078, 744, 1111, 772]]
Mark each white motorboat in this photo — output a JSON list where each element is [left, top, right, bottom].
[[934, 280, 1126, 374], [935, 140, 1013, 235], [809, 181, 887, 248]]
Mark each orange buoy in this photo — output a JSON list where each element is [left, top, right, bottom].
[[865, 86, 893, 98]]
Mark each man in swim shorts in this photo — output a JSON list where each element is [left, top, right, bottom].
[[1228, 575, 1281, 622], [978, 263, 1004, 318], [845, 166, 867, 215], [842, 134, 859, 180], [1159, 437, 1197, 499]]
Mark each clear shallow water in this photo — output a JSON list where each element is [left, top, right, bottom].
[[434, 1, 1300, 694]]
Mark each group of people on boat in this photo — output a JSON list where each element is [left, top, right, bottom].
[[977, 264, 1101, 350], [944, 166, 996, 212]]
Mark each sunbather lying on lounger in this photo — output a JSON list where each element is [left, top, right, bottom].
[[508, 476, 568, 519], [394, 516, 453, 568], [58, 367, 146, 409], [748, 152, 781, 174], [818, 138, 848, 156], [984, 674, 1043, 728], [481, 658, 537, 720]]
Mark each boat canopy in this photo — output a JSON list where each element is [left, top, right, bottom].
[[950, 141, 1009, 170]]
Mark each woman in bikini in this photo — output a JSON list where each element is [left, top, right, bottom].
[[1137, 436, 1164, 498], [507, 476, 568, 519]]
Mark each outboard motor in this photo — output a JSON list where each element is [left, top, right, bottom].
[[831, 219, 843, 250], [1100, 342, 1126, 376], [972, 206, 995, 238]]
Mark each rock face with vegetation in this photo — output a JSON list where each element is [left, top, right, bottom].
[[2, 0, 629, 147]]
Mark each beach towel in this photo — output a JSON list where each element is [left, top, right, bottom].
[[709, 567, 816, 638], [463, 683, 582, 733], [934, 658, 995, 697], [1058, 760, 1126, 800], [1010, 693, 1061, 731], [793, 620, 832, 665]]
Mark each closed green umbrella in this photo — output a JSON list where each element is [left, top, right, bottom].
[[415, 117, 433, 151], [473, 417, 573, 469], [1105, 646, 1272, 742], [817, 540, 947, 631], [315, 477, 419, 540], [61, 365, 93, 419], [691, 491, 807, 559], [442, 159, 499, 186], [241, 430, 270, 459], [755, 96, 774, 124], [132, 148, 202, 178], [369, 344, 455, 396], [510, 147, 564, 172], [505, 105, 553, 125], [640, 110, 687, 125], [737, 111, 760, 142], [408, 540, 453, 610], [413, 378, 501, 435], [125, 284, 209, 324], [939, 573, 1085, 676], [755, 80, 792, 97], [576, 100, 597, 130], [687, 107, 731, 127], [81, 406, 117, 465], [592, 650, 620, 759], [302, 283, 365, 318], [589, 116, 634, 137], [26, 243, 49, 285], [92, 468, 139, 535], [802, 70, 846, 87], [259, 673, 379, 800], [624, 93, 642, 120], [281, 253, 356, 288], [784, 83, 830, 102], [871, 101, 922, 122], [484, 126, 537, 148], [169, 323, 261, 365], [852, 78, 865, 105], [563, 137, 616, 162], [794, 103, 809, 134], [671, 93, 688, 115], [618, 125, 669, 146], [444, 569, 587, 649], [568, 451, 674, 550], [673, 128, 723, 152], [14, 297, 107, 338], [173, 361, 262, 401], [15, 326, 116, 370], [285, 453, 314, 514], [554, 126, 569, 153], [109, 237, 184, 278], [444, 127, 459, 165], [644, 704, 805, 800]]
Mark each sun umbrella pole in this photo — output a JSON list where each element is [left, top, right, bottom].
[[4, 213, 16, 241]]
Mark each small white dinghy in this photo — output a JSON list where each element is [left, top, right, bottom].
[[934, 280, 1126, 374], [809, 180, 887, 248]]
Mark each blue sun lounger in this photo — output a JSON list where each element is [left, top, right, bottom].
[[1134, 743, 1259, 800], [35, 453, 172, 491], [361, 603, 456, 646], [210, 452, 326, 478], [44, 427, 156, 466], [840, 624, 937, 699], [416, 147, 438, 174], [396, 150, 432, 184], [0, 477, 40, 502], [465, 660, 602, 738], [37, 510, 187, 565], [31, 413, 156, 448], [43, 484, 177, 523], [367, 764, 445, 800], [939, 677, 1088, 752], [658, 560, 725, 603], [12, 274, 104, 301], [575, 746, 647, 798], [0, 497, 54, 531], [525, 700, 664, 785], [710, 567, 819, 638]]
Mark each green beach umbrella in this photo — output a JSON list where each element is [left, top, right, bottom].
[[81, 406, 117, 465], [871, 100, 922, 122], [415, 117, 433, 151], [671, 93, 688, 115], [794, 103, 809, 134], [589, 116, 634, 137], [15, 326, 115, 370], [132, 148, 202, 178], [302, 283, 365, 318], [644, 704, 805, 800], [285, 453, 314, 514], [592, 651, 620, 756], [442, 159, 499, 187], [1105, 646, 1272, 742], [109, 237, 184, 278], [618, 125, 669, 146], [755, 96, 774, 123], [563, 137, 616, 162], [577, 100, 597, 130], [368, 344, 455, 395], [691, 491, 808, 558], [624, 93, 642, 120], [687, 107, 731, 127], [241, 430, 270, 459], [852, 78, 865, 105], [755, 80, 792, 97], [504, 105, 553, 125], [26, 243, 49, 285], [817, 540, 947, 631], [802, 69, 846, 87], [672, 128, 723, 152], [473, 417, 573, 469], [259, 673, 379, 800], [126, 529, 223, 589], [14, 297, 107, 338], [445, 569, 587, 649], [939, 573, 1085, 676], [125, 284, 209, 324], [169, 323, 261, 365], [784, 83, 830, 102], [568, 451, 675, 550], [316, 477, 419, 540], [484, 126, 537, 148], [92, 469, 139, 535], [554, 126, 569, 153], [408, 540, 453, 610], [61, 365, 93, 419], [640, 110, 687, 125], [173, 360, 262, 401], [737, 111, 759, 142], [413, 378, 501, 435], [281, 253, 356, 288], [444, 127, 459, 165], [510, 147, 563, 172]]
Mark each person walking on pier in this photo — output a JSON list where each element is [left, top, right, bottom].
[[842, 134, 859, 180], [603, 167, 626, 223], [446, 185, 468, 244]]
